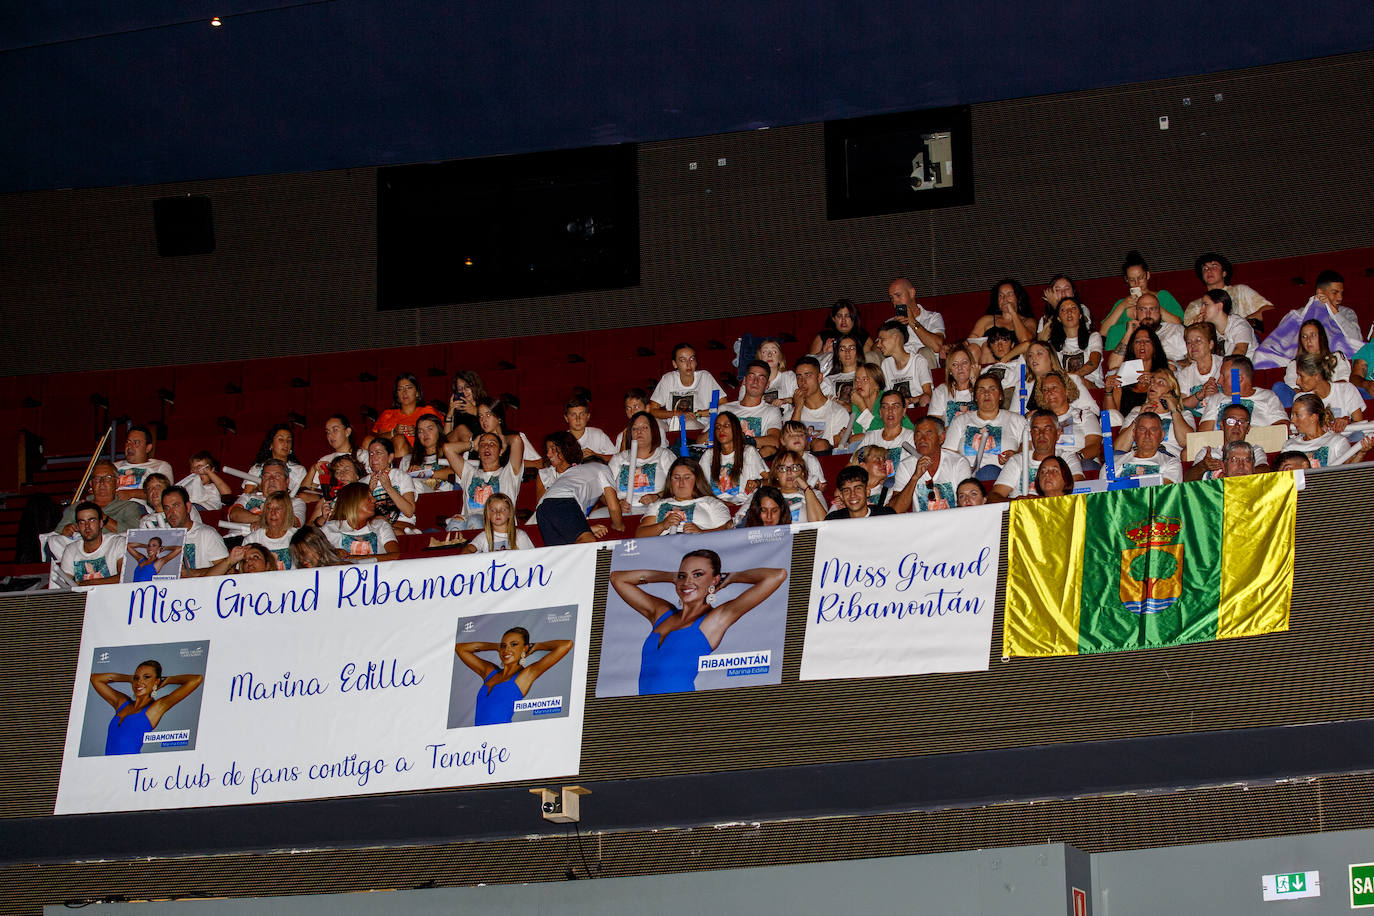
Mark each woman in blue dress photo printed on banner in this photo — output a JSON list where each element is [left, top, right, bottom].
[[610, 549, 787, 695]]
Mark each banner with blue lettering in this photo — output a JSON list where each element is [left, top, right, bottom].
[[53, 544, 598, 814], [596, 526, 793, 697], [800, 507, 1003, 681]]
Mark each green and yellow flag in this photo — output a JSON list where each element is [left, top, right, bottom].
[[1003, 474, 1296, 656]]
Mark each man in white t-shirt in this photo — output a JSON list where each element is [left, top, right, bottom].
[[115, 426, 175, 501], [564, 396, 616, 461], [52, 502, 126, 588], [1108, 293, 1186, 365], [229, 460, 308, 528], [991, 409, 1085, 500], [888, 277, 946, 369], [1197, 355, 1289, 431], [649, 343, 725, 434], [1113, 413, 1183, 484], [723, 360, 785, 456], [162, 486, 228, 576], [889, 416, 971, 512], [876, 320, 934, 407], [788, 358, 851, 453], [1186, 403, 1270, 480]]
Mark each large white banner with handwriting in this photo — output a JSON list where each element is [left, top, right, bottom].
[[799, 507, 1003, 681], [55, 544, 597, 814]]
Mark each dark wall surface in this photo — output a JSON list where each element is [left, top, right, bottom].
[[4, 1, 1374, 192], [4, 51, 1373, 377]]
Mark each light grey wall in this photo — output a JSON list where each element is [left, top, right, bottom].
[[53, 844, 1084, 915]]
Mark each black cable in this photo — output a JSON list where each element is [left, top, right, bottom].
[[572, 820, 596, 878]]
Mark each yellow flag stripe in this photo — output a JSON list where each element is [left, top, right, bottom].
[[1003, 493, 1087, 657], [1218, 472, 1295, 639]]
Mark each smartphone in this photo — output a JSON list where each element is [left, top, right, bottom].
[[895, 303, 908, 317]]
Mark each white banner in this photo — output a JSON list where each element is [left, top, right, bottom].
[[799, 506, 1003, 681], [55, 544, 598, 814]]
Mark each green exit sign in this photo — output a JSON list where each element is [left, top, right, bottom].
[[1262, 870, 1319, 901], [1352, 862, 1374, 908]]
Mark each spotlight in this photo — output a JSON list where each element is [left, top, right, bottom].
[[210, 16, 222, 26]]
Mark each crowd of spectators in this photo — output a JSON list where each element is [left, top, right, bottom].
[[44, 251, 1374, 586]]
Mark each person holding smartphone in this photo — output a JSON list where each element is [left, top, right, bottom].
[[444, 370, 488, 449]]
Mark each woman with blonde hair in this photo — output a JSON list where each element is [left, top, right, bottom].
[[1115, 369, 1194, 454]]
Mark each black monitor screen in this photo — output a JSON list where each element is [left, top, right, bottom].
[[378, 143, 639, 309]]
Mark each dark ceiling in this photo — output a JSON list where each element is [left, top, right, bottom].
[[4, 0, 1374, 193]]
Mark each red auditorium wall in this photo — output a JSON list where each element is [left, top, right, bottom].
[[2, 51, 1372, 376]]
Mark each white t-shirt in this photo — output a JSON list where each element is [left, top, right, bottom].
[[246, 461, 308, 496], [1280, 431, 1359, 468], [116, 459, 175, 492], [789, 399, 851, 446], [1054, 406, 1102, 457], [1120, 406, 1196, 454], [984, 356, 1027, 392], [456, 458, 522, 519], [1199, 389, 1288, 428], [1176, 358, 1223, 419], [1309, 381, 1366, 419], [538, 462, 617, 512], [180, 521, 229, 571], [879, 352, 934, 401], [1284, 352, 1352, 388], [904, 307, 946, 354], [1154, 323, 1188, 363], [763, 370, 798, 405], [859, 428, 916, 486], [468, 528, 536, 552], [995, 450, 1085, 498], [1184, 284, 1273, 323], [722, 400, 784, 441], [1218, 314, 1258, 356], [57, 534, 127, 586], [1114, 449, 1183, 484], [698, 446, 768, 503], [928, 386, 975, 427], [178, 474, 224, 510], [650, 370, 725, 431], [646, 496, 732, 532], [233, 491, 309, 528], [945, 410, 1027, 470], [910, 449, 973, 511], [608, 447, 676, 507], [370, 467, 419, 525], [323, 518, 398, 557], [243, 527, 300, 570], [575, 427, 617, 458], [1056, 331, 1105, 388]]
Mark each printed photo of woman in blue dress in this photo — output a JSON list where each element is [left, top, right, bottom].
[[455, 630, 574, 726], [610, 550, 787, 695], [89, 661, 204, 756]]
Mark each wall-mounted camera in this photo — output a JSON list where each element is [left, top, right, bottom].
[[529, 785, 590, 823]]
